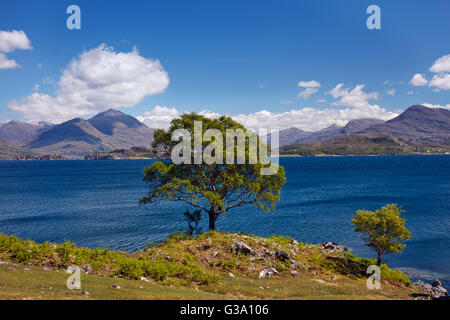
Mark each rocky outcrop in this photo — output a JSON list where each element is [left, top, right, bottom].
[[414, 279, 448, 299], [319, 241, 348, 253], [258, 267, 280, 279], [231, 241, 259, 256]]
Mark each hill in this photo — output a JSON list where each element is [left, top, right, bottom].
[[279, 134, 441, 156], [271, 119, 385, 147], [361, 105, 450, 145], [23, 109, 155, 157], [0, 232, 416, 300], [0, 121, 51, 145]]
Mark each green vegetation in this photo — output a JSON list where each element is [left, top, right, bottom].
[[141, 113, 286, 230], [0, 232, 416, 300], [279, 134, 449, 156], [351, 204, 411, 266]]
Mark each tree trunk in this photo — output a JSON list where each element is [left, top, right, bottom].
[[377, 252, 382, 266], [208, 212, 217, 231]]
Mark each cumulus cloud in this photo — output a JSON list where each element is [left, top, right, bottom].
[[8, 44, 169, 123], [0, 53, 19, 69], [137, 106, 220, 129], [0, 30, 32, 69], [0, 30, 32, 53], [138, 103, 397, 132], [298, 87, 318, 99], [429, 73, 450, 91], [137, 106, 181, 129], [429, 54, 450, 73], [280, 100, 292, 105], [298, 80, 320, 88], [297, 80, 320, 99], [409, 73, 428, 86], [328, 83, 378, 109], [386, 89, 396, 96]]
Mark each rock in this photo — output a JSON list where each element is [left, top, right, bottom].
[[258, 267, 280, 279], [140, 276, 150, 283], [248, 266, 255, 273], [232, 241, 258, 256], [320, 241, 349, 253], [24, 268, 30, 271], [228, 272, 235, 278], [290, 270, 298, 276], [0, 260, 8, 265], [112, 285, 121, 289], [432, 279, 442, 288], [205, 257, 212, 265], [276, 250, 289, 261], [330, 275, 338, 281], [196, 245, 211, 251], [81, 264, 92, 274], [40, 285, 52, 290], [42, 267, 51, 271], [414, 279, 448, 299], [82, 291, 90, 296], [212, 251, 218, 257], [259, 287, 264, 290]]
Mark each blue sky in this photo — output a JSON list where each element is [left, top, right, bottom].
[[0, 0, 449, 131]]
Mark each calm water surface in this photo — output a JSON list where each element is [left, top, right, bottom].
[[0, 156, 448, 286]]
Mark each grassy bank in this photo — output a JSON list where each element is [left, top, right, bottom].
[[0, 232, 416, 300]]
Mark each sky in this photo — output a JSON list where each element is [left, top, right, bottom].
[[0, 0, 449, 132]]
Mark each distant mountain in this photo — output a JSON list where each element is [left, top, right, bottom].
[[280, 134, 422, 156], [361, 105, 450, 145], [340, 118, 385, 134], [268, 127, 311, 147], [24, 109, 155, 157], [0, 138, 33, 159], [0, 120, 51, 145], [299, 124, 344, 143]]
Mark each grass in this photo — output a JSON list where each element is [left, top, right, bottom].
[[0, 232, 417, 300]]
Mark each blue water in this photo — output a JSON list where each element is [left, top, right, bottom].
[[0, 156, 449, 286]]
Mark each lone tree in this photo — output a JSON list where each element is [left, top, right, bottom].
[[351, 204, 411, 266], [140, 113, 286, 231]]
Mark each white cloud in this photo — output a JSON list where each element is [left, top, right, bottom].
[[0, 30, 32, 53], [328, 83, 378, 109], [280, 100, 292, 105], [138, 103, 397, 132], [137, 106, 220, 129], [317, 99, 326, 103], [137, 106, 181, 129], [422, 103, 450, 110], [409, 73, 428, 86], [429, 54, 450, 73], [298, 80, 320, 88], [386, 89, 395, 96], [297, 80, 320, 100], [8, 44, 169, 123], [298, 87, 318, 99], [408, 91, 414, 95], [0, 53, 19, 69], [429, 73, 450, 91], [32, 84, 39, 92]]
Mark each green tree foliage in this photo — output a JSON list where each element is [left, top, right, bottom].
[[351, 204, 411, 266], [140, 113, 286, 231]]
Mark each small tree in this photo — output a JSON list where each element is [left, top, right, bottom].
[[351, 204, 411, 266], [140, 113, 286, 231]]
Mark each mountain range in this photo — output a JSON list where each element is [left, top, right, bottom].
[[0, 109, 155, 158], [272, 105, 450, 147], [0, 104, 448, 159]]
